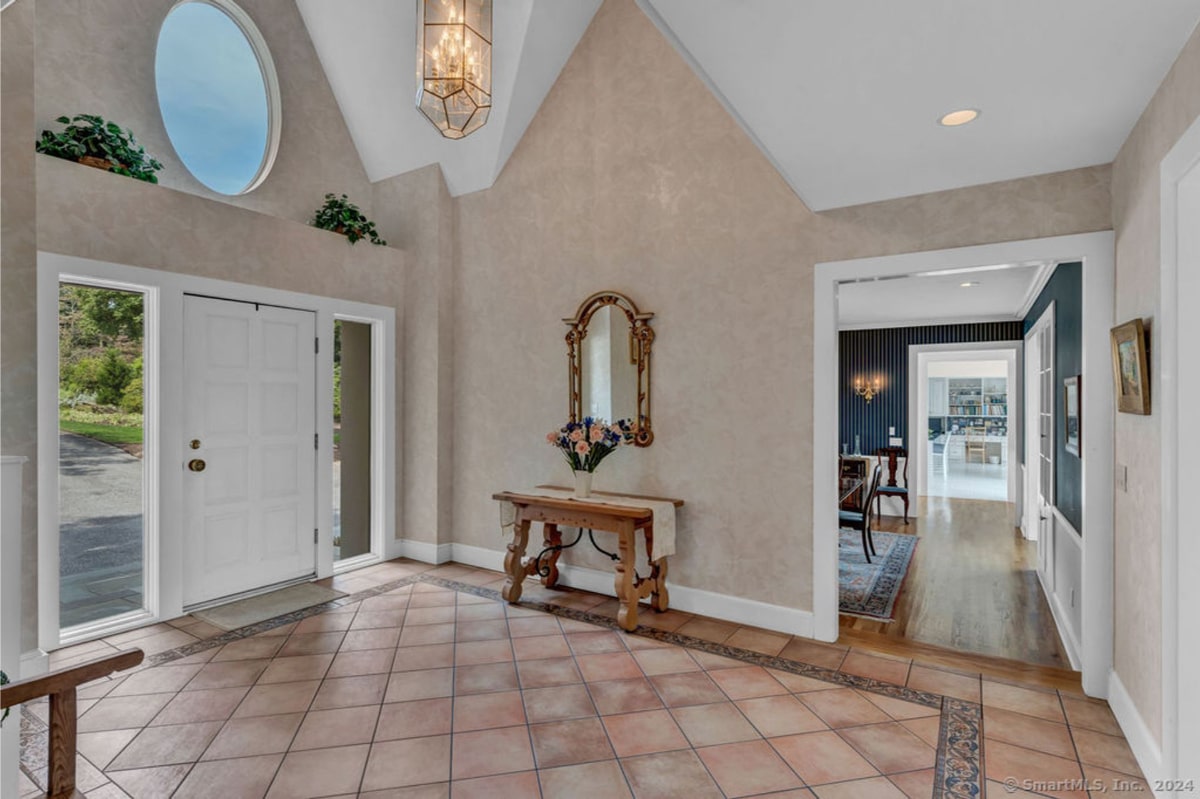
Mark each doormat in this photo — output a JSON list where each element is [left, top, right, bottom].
[[192, 582, 347, 631], [838, 530, 918, 621]]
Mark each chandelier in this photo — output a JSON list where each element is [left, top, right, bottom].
[[416, 0, 492, 139]]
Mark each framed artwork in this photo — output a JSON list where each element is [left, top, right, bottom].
[[1110, 319, 1150, 414], [1064, 375, 1080, 456]]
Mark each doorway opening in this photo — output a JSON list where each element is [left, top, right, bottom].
[[815, 234, 1114, 694], [926, 363, 1010, 501]]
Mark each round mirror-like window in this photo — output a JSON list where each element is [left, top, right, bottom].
[[155, 0, 280, 195]]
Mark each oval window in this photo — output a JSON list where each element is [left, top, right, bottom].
[[155, 0, 280, 195]]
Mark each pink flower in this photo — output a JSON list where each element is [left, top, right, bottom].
[[589, 426, 604, 442], [546, 432, 558, 444], [569, 429, 583, 443], [575, 441, 590, 455]]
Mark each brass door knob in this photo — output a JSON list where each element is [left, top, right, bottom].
[[187, 459, 206, 473]]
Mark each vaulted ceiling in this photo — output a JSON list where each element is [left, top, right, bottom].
[[296, 0, 602, 196], [300, 0, 1200, 207]]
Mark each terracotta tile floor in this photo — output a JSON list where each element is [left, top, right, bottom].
[[19, 559, 1149, 798]]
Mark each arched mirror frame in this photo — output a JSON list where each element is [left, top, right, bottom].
[[564, 291, 655, 446]]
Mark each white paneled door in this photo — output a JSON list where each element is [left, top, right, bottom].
[[182, 296, 317, 606]]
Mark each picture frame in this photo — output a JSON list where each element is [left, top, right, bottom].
[[1064, 375, 1080, 456], [1110, 319, 1150, 415]]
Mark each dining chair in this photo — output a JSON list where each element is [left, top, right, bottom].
[[875, 447, 909, 523], [965, 427, 987, 464], [840, 464, 882, 563]]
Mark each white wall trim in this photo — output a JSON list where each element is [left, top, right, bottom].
[[1109, 669, 1167, 799], [449, 543, 815, 637], [1016, 261, 1059, 319], [1024, 305, 1056, 542], [1040, 574, 1082, 671], [1158, 104, 1200, 796], [37, 252, 396, 650], [398, 539, 453, 565], [1036, 504, 1083, 672], [814, 232, 1114, 700]]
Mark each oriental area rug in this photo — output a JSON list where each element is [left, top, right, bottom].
[[839, 530, 918, 621]]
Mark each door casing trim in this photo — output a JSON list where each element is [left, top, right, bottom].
[[37, 252, 396, 650], [812, 231, 1113, 699]]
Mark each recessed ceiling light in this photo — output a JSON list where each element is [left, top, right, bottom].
[[939, 108, 980, 127], [960, 281, 980, 287]]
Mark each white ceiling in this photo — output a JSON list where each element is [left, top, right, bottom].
[[636, 0, 1200, 210], [296, 0, 601, 196], [298, 1, 1200, 206], [837, 263, 1047, 329]]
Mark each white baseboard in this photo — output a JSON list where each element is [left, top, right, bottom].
[[1107, 669, 1166, 798], [449, 543, 505, 571], [20, 649, 48, 678], [448, 544, 815, 637], [398, 539, 453, 565], [1038, 570, 1082, 672]]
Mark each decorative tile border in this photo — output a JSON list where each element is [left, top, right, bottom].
[[22, 572, 983, 798]]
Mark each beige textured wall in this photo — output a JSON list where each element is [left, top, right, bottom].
[[1110, 21, 1200, 747], [34, 0, 373, 224], [373, 166, 456, 546], [2, 0, 40, 653], [447, 0, 1112, 608]]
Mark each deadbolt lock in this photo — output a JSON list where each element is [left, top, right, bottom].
[[187, 459, 206, 473], [189, 439, 201, 450]]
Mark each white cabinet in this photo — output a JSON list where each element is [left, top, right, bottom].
[[928, 378, 948, 416]]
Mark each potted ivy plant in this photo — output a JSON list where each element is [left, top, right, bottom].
[[36, 114, 164, 183], [311, 193, 387, 245]]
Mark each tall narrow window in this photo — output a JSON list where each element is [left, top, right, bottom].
[[333, 320, 373, 562], [58, 283, 146, 629]]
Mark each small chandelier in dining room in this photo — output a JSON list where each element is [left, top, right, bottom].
[[416, 0, 492, 139]]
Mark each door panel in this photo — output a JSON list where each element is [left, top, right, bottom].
[[183, 296, 316, 606]]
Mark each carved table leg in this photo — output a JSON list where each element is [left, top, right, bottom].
[[614, 520, 639, 631], [502, 513, 531, 604], [650, 557, 670, 613], [540, 523, 563, 587], [643, 525, 669, 613]]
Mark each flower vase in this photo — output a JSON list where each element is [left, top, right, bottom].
[[573, 470, 593, 498]]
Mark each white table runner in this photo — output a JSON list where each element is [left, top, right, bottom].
[[499, 488, 677, 558]]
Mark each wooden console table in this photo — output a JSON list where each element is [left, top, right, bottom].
[[494, 489, 684, 631]]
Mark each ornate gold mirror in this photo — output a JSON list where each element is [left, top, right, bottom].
[[565, 291, 654, 446]]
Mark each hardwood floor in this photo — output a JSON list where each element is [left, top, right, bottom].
[[839, 495, 1073, 671]]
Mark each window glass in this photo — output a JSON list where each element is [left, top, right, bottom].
[[155, 1, 276, 194]]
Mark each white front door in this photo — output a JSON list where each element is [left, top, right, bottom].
[[182, 295, 317, 606]]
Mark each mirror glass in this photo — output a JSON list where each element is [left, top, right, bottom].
[[567, 291, 654, 446], [580, 305, 639, 423]]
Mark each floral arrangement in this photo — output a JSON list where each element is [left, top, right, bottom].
[[547, 417, 635, 473]]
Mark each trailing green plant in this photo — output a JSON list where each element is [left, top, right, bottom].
[[36, 114, 164, 183], [311, 193, 387, 245]]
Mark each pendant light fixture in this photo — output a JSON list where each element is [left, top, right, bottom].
[[416, 0, 492, 139]]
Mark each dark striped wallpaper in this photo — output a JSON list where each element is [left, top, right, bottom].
[[839, 322, 1024, 455]]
